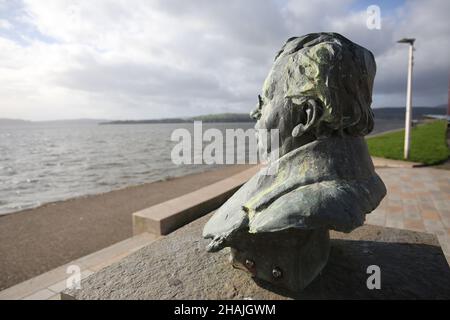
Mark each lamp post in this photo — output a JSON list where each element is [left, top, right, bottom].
[[397, 38, 415, 160]]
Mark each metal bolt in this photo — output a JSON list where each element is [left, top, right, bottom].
[[272, 267, 282, 279], [245, 259, 255, 269]]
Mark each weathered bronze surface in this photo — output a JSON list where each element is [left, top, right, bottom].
[[203, 32, 387, 292]]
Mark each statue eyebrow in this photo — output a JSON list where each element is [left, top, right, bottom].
[[258, 94, 264, 108]]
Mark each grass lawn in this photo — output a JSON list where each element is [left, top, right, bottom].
[[366, 120, 450, 165]]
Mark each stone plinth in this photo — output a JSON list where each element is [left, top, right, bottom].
[[133, 166, 260, 235], [65, 213, 450, 300]]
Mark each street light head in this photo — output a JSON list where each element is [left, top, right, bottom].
[[397, 38, 415, 45]]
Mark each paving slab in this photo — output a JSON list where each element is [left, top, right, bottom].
[[371, 157, 421, 168], [368, 167, 450, 264]]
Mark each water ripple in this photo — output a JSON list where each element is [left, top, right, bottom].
[[0, 123, 254, 215]]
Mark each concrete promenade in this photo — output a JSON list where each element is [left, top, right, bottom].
[[366, 167, 450, 264]]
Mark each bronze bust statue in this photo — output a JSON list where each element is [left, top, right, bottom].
[[203, 33, 387, 292]]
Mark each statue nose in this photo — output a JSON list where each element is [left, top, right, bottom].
[[250, 106, 261, 120]]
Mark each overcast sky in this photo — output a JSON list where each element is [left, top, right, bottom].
[[0, 0, 449, 121]]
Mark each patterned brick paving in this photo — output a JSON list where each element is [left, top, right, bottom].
[[366, 167, 450, 265]]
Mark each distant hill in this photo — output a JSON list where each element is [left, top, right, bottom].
[[2, 105, 447, 126], [191, 113, 253, 122], [38, 119, 108, 125], [0, 118, 31, 125], [101, 118, 189, 125], [102, 106, 448, 125], [0, 118, 107, 125], [101, 113, 254, 125], [373, 105, 447, 120]]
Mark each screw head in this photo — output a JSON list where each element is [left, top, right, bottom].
[[272, 267, 282, 279], [245, 259, 255, 269]]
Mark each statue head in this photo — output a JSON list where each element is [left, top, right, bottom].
[[251, 33, 376, 156]]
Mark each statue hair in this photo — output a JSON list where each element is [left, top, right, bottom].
[[273, 32, 376, 137]]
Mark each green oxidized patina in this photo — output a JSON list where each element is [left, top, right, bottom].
[[203, 33, 386, 292]]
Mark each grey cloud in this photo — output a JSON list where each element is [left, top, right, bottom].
[[154, 0, 288, 46], [54, 61, 234, 99], [371, 0, 450, 105], [85, 0, 449, 111]]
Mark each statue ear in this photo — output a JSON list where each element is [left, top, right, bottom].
[[291, 99, 322, 138]]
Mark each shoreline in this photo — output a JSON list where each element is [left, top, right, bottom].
[[0, 165, 235, 217], [0, 164, 254, 291]]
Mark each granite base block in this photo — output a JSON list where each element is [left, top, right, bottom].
[[65, 214, 450, 300]]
